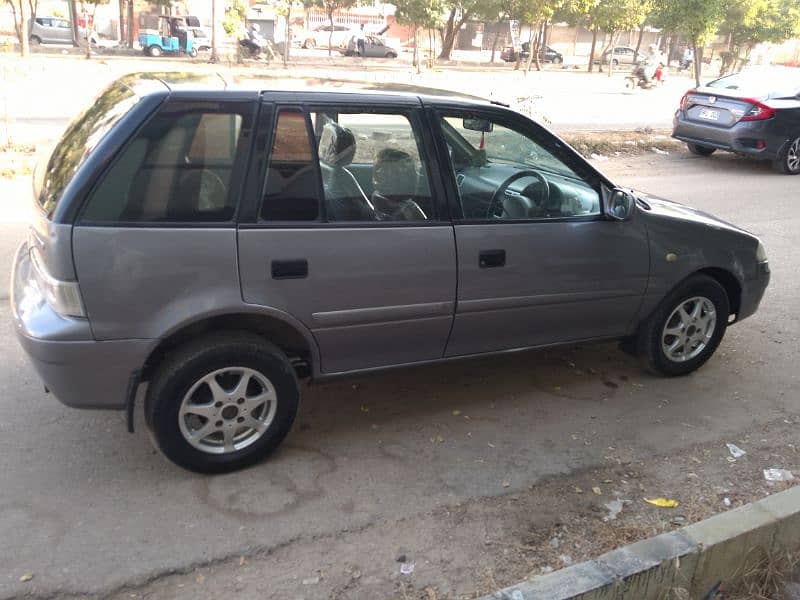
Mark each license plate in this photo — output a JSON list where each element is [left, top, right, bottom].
[[698, 108, 720, 121]]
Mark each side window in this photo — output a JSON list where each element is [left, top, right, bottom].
[[439, 113, 601, 221], [315, 111, 433, 221], [261, 109, 322, 221], [82, 105, 247, 223]]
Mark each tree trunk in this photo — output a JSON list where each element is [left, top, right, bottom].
[[126, 0, 133, 47], [328, 12, 333, 57], [634, 23, 645, 55], [210, 0, 218, 63], [490, 27, 500, 63], [68, 0, 79, 46], [283, 3, 291, 65], [85, 4, 96, 59], [20, 0, 30, 56], [118, 0, 125, 46], [606, 32, 619, 76], [533, 20, 544, 71], [692, 41, 701, 87], [524, 25, 536, 74], [588, 26, 597, 72], [438, 8, 467, 60], [413, 25, 419, 73], [8, 0, 21, 47]]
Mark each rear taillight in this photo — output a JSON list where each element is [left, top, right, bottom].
[[740, 98, 776, 121], [679, 90, 692, 111], [29, 247, 86, 318]]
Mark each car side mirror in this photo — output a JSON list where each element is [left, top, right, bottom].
[[606, 189, 635, 220]]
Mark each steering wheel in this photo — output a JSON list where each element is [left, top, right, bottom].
[[486, 170, 550, 219]]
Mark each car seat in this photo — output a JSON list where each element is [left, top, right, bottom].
[[318, 122, 375, 221], [370, 148, 427, 220]]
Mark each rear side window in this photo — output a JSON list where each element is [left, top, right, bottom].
[[81, 102, 252, 224]]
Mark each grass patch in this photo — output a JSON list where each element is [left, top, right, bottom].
[[561, 129, 683, 159]]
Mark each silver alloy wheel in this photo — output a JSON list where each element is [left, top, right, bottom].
[[661, 296, 717, 363], [787, 138, 800, 172], [178, 367, 277, 454]]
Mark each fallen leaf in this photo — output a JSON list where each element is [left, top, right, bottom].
[[488, 442, 495, 448], [502, 480, 511, 488], [602, 479, 613, 484], [360, 405, 369, 413], [19, 574, 33, 583], [452, 410, 461, 416], [196, 574, 205, 584], [424, 586, 438, 600], [434, 434, 444, 444], [592, 486, 602, 495], [239, 556, 247, 566], [574, 487, 583, 494], [645, 497, 680, 508]]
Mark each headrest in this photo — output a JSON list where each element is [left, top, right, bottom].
[[373, 148, 416, 195], [319, 122, 357, 167]]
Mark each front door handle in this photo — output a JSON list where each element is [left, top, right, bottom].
[[271, 259, 308, 279], [479, 249, 506, 268]]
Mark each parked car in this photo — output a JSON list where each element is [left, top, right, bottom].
[[190, 27, 211, 51], [594, 46, 644, 67], [28, 16, 97, 45], [301, 23, 355, 49], [12, 73, 770, 473], [672, 67, 800, 174], [339, 34, 398, 58], [500, 43, 563, 64]]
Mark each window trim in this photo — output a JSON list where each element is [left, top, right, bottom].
[[254, 102, 450, 228], [428, 105, 610, 225], [76, 99, 256, 227]]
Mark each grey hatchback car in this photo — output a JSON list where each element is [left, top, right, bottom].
[[11, 74, 770, 472], [672, 67, 800, 174]]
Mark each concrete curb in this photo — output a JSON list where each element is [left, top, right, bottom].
[[480, 485, 800, 600]]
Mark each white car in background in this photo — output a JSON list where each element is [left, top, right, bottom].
[[301, 23, 356, 49], [29, 16, 97, 45]]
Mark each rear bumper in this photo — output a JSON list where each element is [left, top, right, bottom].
[[11, 242, 153, 409], [736, 261, 770, 323], [672, 111, 780, 159]]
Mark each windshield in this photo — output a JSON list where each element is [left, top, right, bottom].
[[441, 117, 582, 180], [36, 80, 141, 217], [708, 69, 800, 98]]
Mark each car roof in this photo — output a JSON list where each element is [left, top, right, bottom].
[[117, 72, 493, 106]]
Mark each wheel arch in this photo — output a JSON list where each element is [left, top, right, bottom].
[[695, 266, 741, 320], [140, 310, 319, 384]]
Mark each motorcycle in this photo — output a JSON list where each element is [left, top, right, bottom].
[[239, 29, 268, 58], [624, 61, 666, 89]]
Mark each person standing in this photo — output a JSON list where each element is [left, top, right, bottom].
[[356, 23, 366, 57]]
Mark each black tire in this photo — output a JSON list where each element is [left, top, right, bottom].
[[611, 58, 619, 67], [553, 56, 563, 64], [687, 142, 716, 157], [303, 39, 315, 49], [189, 47, 198, 58], [29, 35, 41, 45], [773, 136, 800, 175], [386, 51, 397, 58], [146, 332, 299, 473], [636, 274, 730, 376]]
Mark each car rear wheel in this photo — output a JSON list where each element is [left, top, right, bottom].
[[687, 142, 716, 157], [146, 332, 299, 473], [304, 38, 315, 49], [148, 45, 162, 57], [611, 58, 619, 67], [636, 275, 729, 376], [188, 47, 198, 58], [553, 56, 563, 64], [386, 51, 397, 58], [29, 35, 41, 45], [774, 136, 800, 175]]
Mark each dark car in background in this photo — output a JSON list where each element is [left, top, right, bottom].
[[500, 43, 563, 64], [672, 67, 800, 174]]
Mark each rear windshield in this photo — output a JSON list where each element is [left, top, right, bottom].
[[36, 80, 141, 217], [708, 69, 800, 99]]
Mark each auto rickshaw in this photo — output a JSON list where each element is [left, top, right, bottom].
[[139, 15, 197, 58]]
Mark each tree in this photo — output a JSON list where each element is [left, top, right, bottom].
[[652, 0, 726, 86], [395, 0, 444, 70], [309, 0, 357, 56], [5, 0, 30, 57], [82, 0, 110, 59], [437, 0, 487, 60], [593, 0, 649, 75]]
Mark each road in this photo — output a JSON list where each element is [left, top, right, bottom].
[[0, 149, 797, 599], [1, 53, 691, 148]]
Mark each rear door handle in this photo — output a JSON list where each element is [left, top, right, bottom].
[[271, 259, 308, 279], [479, 249, 506, 268]]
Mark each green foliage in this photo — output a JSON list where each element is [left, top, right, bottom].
[[222, 0, 248, 35], [308, 0, 357, 18], [592, 0, 648, 34], [395, 0, 444, 28], [652, 0, 725, 46]]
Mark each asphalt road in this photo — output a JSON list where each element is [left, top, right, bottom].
[[0, 150, 797, 599]]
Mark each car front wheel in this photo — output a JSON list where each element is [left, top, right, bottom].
[[687, 142, 716, 157], [774, 136, 800, 175], [146, 332, 299, 473], [553, 56, 563, 64], [636, 275, 729, 376], [148, 45, 162, 57]]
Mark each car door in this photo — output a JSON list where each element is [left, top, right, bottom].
[[428, 106, 650, 357], [238, 100, 456, 374], [56, 19, 73, 42]]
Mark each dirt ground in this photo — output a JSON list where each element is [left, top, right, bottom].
[[52, 414, 796, 600]]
